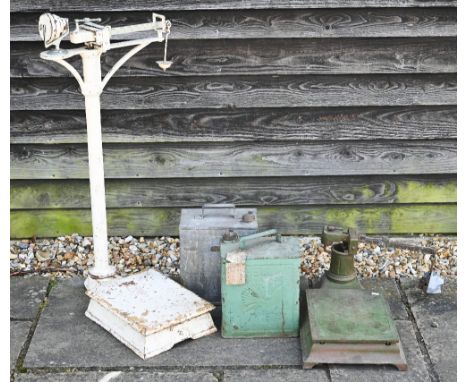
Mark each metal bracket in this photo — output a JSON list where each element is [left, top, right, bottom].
[[322, 226, 358, 255]]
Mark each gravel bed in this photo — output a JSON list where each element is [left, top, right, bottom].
[[10, 234, 456, 280]]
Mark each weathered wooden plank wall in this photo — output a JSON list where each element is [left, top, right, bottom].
[[10, 1, 457, 238]]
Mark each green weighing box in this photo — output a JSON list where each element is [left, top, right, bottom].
[[221, 229, 301, 338]]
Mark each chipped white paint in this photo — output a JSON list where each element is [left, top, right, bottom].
[[85, 269, 217, 359]]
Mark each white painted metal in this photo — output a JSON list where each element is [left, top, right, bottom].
[[38, 13, 69, 49], [84, 269, 217, 359], [39, 13, 171, 279], [81, 50, 116, 278], [37, 13, 218, 359]]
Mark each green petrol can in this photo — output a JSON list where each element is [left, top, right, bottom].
[[221, 229, 301, 338]]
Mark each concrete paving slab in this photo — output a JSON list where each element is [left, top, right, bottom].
[[224, 368, 329, 382], [10, 276, 48, 320], [401, 278, 457, 382], [11, 321, 32, 370], [25, 277, 301, 369], [360, 278, 408, 320], [15, 371, 217, 381], [330, 320, 430, 382]]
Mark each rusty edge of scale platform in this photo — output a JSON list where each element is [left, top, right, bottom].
[[300, 288, 408, 370], [85, 269, 216, 336]]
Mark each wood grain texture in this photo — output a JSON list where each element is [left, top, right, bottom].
[[10, 176, 457, 209], [10, 8, 457, 41], [10, 204, 457, 238], [9, 3, 459, 238], [10, 106, 457, 144], [11, 38, 457, 78], [10, 141, 456, 179], [11, 0, 457, 12], [10, 74, 457, 110]]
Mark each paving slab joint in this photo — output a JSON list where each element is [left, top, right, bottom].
[[14, 278, 57, 375], [396, 280, 441, 382], [18, 366, 305, 375]]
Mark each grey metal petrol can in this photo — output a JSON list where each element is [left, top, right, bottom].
[[179, 204, 258, 303]]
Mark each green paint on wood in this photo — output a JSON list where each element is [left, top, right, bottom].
[[257, 204, 456, 235], [396, 180, 457, 203], [10, 204, 456, 238], [10, 210, 93, 238], [10, 177, 457, 209]]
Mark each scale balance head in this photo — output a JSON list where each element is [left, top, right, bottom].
[[38, 13, 70, 58], [38, 12, 172, 71]]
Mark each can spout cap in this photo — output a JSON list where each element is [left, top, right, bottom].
[[242, 211, 256, 223]]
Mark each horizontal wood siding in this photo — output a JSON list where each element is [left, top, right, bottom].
[[10, 2, 456, 238], [11, 9, 457, 41], [11, 74, 457, 110], [10, 1, 457, 12], [10, 141, 457, 179], [10, 106, 457, 143], [11, 38, 457, 77], [11, 176, 456, 208], [10, 205, 456, 238]]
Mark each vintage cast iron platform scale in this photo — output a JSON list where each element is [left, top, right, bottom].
[[38, 13, 216, 359], [300, 226, 407, 370]]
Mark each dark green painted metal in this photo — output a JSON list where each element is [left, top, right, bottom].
[[300, 226, 407, 369], [305, 288, 399, 343], [322, 226, 358, 283], [327, 243, 357, 283], [221, 230, 301, 338]]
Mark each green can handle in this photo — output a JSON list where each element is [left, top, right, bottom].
[[239, 229, 282, 249]]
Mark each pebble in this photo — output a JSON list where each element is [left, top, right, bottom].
[[35, 250, 50, 262], [10, 234, 457, 281], [82, 238, 92, 247], [300, 235, 456, 281], [64, 252, 74, 260]]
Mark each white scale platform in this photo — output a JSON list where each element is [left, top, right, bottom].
[[84, 269, 217, 359]]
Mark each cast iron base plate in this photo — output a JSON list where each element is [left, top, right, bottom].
[[300, 288, 407, 370]]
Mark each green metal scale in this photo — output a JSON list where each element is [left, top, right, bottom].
[[300, 226, 407, 370]]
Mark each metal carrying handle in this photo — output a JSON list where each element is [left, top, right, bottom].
[[239, 229, 282, 249], [201, 204, 236, 218]]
